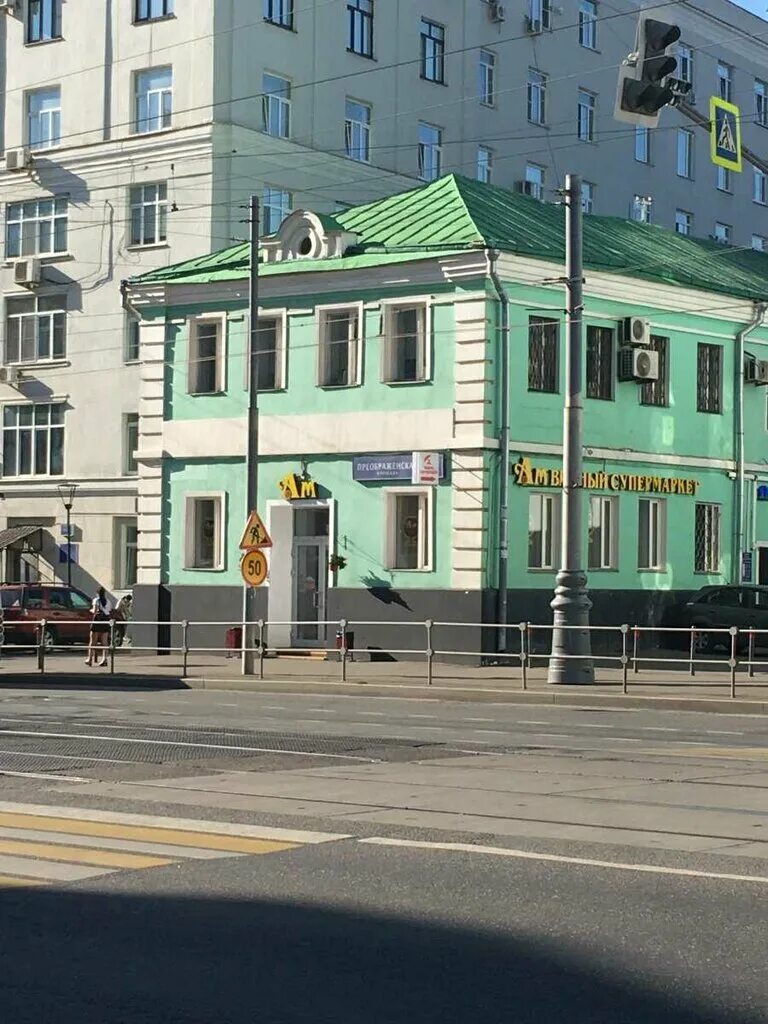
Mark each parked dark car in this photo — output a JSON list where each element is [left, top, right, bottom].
[[673, 585, 768, 652], [0, 583, 94, 649]]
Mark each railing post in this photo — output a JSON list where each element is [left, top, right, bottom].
[[340, 618, 348, 682], [109, 619, 116, 675], [519, 621, 528, 691], [632, 627, 639, 674], [620, 624, 629, 694], [689, 628, 696, 677], [748, 629, 755, 679], [258, 619, 265, 680], [181, 620, 189, 677], [425, 619, 433, 687], [730, 626, 738, 699], [37, 618, 46, 674]]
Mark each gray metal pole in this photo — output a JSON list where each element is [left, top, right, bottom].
[[548, 174, 595, 685], [242, 196, 260, 676]]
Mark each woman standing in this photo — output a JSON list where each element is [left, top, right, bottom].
[[86, 587, 112, 667]]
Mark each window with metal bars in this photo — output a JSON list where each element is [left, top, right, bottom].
[[639, 335, 669, 407], [694, 503, 720, 572], [527, 317, 559, 392], [697, 343, 722, 413], [586, 325, 614, 399]]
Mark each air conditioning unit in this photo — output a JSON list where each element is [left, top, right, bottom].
[[5, 147, 31, 172], [489, 1, 506, 21], [0, 367, 22, 387], [756, 360, 768, 385], [13, 258, 41, 288], [618, 346, 659, 382], [622, 315, 650, 346], [525, 14, 542, 32], [0, 0, 19, 13]]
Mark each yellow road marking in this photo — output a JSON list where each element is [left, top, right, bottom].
[[0, 812, 298, 856], [0, 838, 173, 870], [0, 874, 44, 888]]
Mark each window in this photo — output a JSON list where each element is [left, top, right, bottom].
[[27, 87, 61, 150], [676, 128, 693, 178], [252, 316, 285, 392], [639, 334, 669, 408], [135, 0, 173, 21], [717, 61, 732, 102], [581, 181, 594, 214], [5, 294, 66, 364], [418, 122, 442, 181], [524, 163, 544, 200], [185, 496, 223, 570], [528, 493, 560, 570], [634, 125, 650, 163], [630, 196, 652, 224], [675, 210, 692, 236], [577, 90, 595, 142], [477, 146, 492, 183], [125, 315, 140, 362], [262, 186, 292, 234], [579, 0, 597, 49], [677, 44, 693, 86], [588, 495, 618, 570], [135, 67, 172, 134], [528, 316, 558, 393], [420, 19, 445, 83], [318, 307, 360, 388], [529, 0, 552, 29], [264, 0, 293, 29], [262, 73, 291, 138], [694, 503, 721, 573], [756, 80, 768, 128], [345, 99, 371, 162], [638, 498, 666, 570], [755, 169, 767, 205], [129, 183, 168, 246], [123, 414, 139, 475], [527, 69, 547, 125], [6, 197, 68, 257], [586, 325, 613, 400], [386, 491, 431, 571], [348, 0, 373, 57], [717, 165, 731, 193], [697, 343, 722, 414], [752, 234, 767, 252], [479, 50, 495, 106], [114, 517, 138, 590], [2, 403, 64, 477], [713, 221, 731, 245], [382, 304, 428, 384], [27, 0, 61, 43], [188, 317, 224, 396]]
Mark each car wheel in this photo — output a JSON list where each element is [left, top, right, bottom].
[[42, 627, 57, 652], [692, 627, 713, 654]]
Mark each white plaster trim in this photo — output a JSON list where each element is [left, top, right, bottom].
[[511, 439, 735, 471]]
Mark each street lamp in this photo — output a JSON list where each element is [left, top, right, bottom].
[[57, 482, 78, 587]]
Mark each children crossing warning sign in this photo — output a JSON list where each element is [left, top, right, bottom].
[[710, 96, 742, 173]]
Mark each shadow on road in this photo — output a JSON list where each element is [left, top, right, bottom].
[[0, 887, 751, 1024]]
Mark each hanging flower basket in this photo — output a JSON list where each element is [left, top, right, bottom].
[[329, 553, 347, 572]]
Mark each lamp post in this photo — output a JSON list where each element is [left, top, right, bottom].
[[57, 482, 78, 587]]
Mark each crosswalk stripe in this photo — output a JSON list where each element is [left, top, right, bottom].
[[0, 826, 242, 861], [0, 855, 112, 882], [0, 838, 173, 870], [0, 812, 298, 856]]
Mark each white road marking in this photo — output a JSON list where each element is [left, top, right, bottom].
[[611, 738, 642, 744], [409, 715, 438, 719], [360, 837, 768, 884], [474, 730, 507, 735], [534, 733, 572, 739], [637, 727, 680, 732], [575, 724, 611, 729], [706, 730, 744, 736], [0, 771, 90, 782], [358, 712, 386, 717], [465, 718, 494, 723], [518, 721, 549, 726]]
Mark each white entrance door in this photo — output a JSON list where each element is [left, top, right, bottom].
[[292, 537, 328, 646]]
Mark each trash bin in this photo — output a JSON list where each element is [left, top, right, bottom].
[[225, 627, 242, 654]]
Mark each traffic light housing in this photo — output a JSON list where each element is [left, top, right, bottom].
[[614, 16, 688, 127]]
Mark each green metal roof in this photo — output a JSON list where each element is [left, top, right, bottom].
[[133, 174, 768, 301]]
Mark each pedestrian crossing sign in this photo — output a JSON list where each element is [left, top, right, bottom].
[[710, 96, 742, 173]]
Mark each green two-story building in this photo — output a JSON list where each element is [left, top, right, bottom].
[[126, 174, 768, 655]]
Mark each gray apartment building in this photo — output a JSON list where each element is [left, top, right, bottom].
[[0, 0, 765, 598]]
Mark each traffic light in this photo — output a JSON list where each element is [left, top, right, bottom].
[[614, 16, 689, 127]]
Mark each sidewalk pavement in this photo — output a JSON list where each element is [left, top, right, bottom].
[[3, 646, 768, 713]]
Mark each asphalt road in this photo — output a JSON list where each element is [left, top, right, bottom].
[[1, 686, 767, 1022]]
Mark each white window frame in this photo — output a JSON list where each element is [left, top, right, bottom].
[[528, 492, 561, 571], [1, 401, 65, 478], [27, 0, 62, 43], [123, 413, 139, 476], [577, 90, 595, 142], [717, 165, 732, 193], [420, 18, 445, 84], [588, 494, 618, 570], [262, 72, 292, 138], [752, 234, 767, 252], [380, 300, 431, 385], [477, 146, 492, 183], [135, 66, 173, 134], [581, 181, 594, 214], [383, 487, 434, 572], [755, 169, 767, 206], [529, 0, 552, 29], [125, 314, 141, 363], [638, 497, 667, 571], [527, 69, 547, 125], [630, 196, 652, 224], [135, 0, 174, 22], [26, 86, 61, 151], [344, 98, 371, 162], [694, 502, 721, 574], [677, 44, 694, 87], [578, 0, 597, 49], [756, 79, 768, 128], [247, 310, 288, 392], [525, 163, 545, 200], [675, 210, 692, 236], [113, 516, 138, 591], [262, 186, 292, 234], [418, 122, 442, 181], [717, 61, 732, 103], [6, 197, 68, 258], [183, 492, 226, 572], [634, 125, 650, 164], [264, 0, 293, 29], [479, 49, 496, 106], [5, 293, 66, 365], [129, 182, 169, 247], [316, 302, 363, 389], [187, 314, 226, 396], [676, 128, 693, 179], [714, 221, 731, 245]]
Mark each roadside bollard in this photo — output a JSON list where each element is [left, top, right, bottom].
[[181, 620, 190, 676], [632, 627, 639, 675], [425, 619, 433, 687], [519, 621, 528, 691], [258, 619, 265, 680], [37, 618, 46, 674], [339, 618, 348, 682], [748, 630, 755, 679], [109, 619, 116, 675], [730, 626, 738, 699], [621, 624, 629, 694], [689, 629, 696, 677]]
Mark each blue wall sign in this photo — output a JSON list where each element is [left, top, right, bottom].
[[58, 544, 79, 565], [758, 485, 768, 501], [353, 453, 446, 482]]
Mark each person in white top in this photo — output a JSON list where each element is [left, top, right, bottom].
[[86, 586, 113, 667]]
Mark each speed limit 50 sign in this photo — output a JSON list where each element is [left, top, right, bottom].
[[240, 548, 268, 587]]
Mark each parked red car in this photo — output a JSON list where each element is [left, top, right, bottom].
[[0, 584, 94, 649]]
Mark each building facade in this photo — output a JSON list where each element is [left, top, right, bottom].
[[126, 174, 768, 654], [1, 0, 768, 599]]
